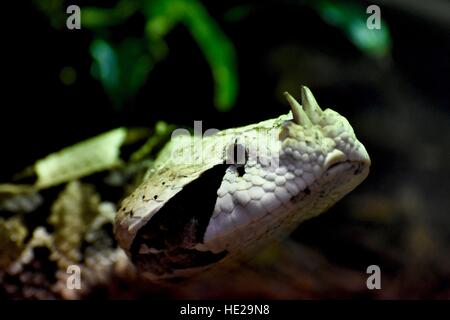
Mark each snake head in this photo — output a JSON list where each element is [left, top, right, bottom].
[[280, 86, 371, 209], [200, 86, 370, 254], [114, 86, 370, 282], [280, 86, 371, 220]]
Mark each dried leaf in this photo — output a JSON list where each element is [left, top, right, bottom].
[[35, 128, 127, 188], [48, 181, 101, 262], [0, 217, 28, 269]]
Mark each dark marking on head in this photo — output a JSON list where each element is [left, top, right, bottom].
[[237, 166, 246, 177], [224, 141, 248, 177], [130, 164, 229, 273], [227, 141, 248, 166], [154, 195, 158, 200]]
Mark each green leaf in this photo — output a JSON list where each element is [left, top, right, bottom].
[[34, 0, 239, 111], [81, 0, 139, 28], [90, 38, 154, 107], [144, 0, 238, 111], [130, 121, 175, 162], [34, 128, 127, 189], [90, 39, 120, 94], [118, 39, 154, 98]]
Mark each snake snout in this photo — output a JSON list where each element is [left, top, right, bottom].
[[351, 143, 371, 168], [324, 149, 347, 171]]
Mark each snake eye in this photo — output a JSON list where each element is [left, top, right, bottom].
[[226, 141, 248, 167], [227, 142, 248, 177]]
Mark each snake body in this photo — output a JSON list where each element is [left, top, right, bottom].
[[114, 86, 370, 282]]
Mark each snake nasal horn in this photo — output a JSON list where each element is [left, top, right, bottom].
[[284, 90, 312, 127], [301, 85, 322, 124]]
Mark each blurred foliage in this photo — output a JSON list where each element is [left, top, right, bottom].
[[0, 122, 173, 197], [130, 121, 176, 161], [0, 217, 28, 269], [34, 0, 238, 111], [223, 5, 254, 22], [33, 0, 391, 111], [224, 1, 392, 58], [312, 0, 392, 58], [143, 0, 238, 111]]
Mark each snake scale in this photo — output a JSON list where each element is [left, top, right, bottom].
[[114, 86, 371, 282]]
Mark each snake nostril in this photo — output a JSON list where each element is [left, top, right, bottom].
[[324, 149, 346, 171]]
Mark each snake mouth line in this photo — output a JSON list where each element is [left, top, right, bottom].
[[324, 160, 368, 179], [325, 160, 351, 175], [325, 160, 368, 180]]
